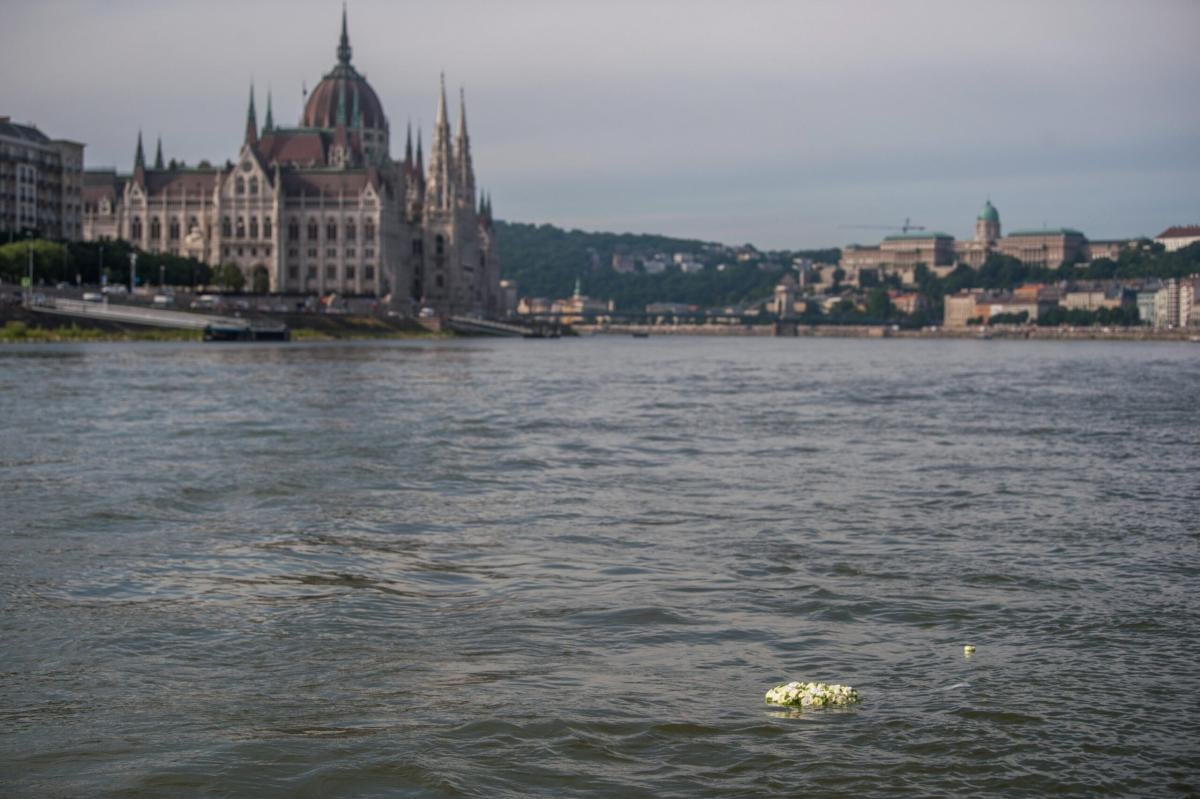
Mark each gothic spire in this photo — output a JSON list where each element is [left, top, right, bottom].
[[337, 3, 352, 66], [132, 129, 146, 184], [456, 86, 476, 203], [416, 128, 424, 174], [456, 86, 469, 142], [405, 122, 413, 164], [244, 83, 258, 147], [154, 136, 164, 170], [434, 72, 449, 134], [428, 73, 456, 209], [263, 89, 275, 133]]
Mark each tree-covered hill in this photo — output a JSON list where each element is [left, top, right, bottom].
[[495, 220, 839, 311]]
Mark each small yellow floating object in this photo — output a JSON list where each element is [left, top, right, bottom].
[[963, 645, 976, 655]]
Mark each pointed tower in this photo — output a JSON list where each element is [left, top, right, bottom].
[[455, 87, 476, 207], [263, 90, 275, 134], [244, 83, 258, 147], [337, 2, 352, 66], [426, 73, 456, 210], [416, 128, 424, 175], [130, 129, 147, 187], [154, 136, 164, 170], [405, 123, 414, 166]]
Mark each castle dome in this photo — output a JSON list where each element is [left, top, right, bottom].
[[978, 200, 1000, 223], [301, 10, 387, 132]]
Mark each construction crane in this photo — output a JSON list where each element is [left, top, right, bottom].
[[840, 217, 927, 234]]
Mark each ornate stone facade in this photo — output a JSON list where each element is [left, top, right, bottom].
[[82, 10, 500, 316], [843, 200, 1111, 281]]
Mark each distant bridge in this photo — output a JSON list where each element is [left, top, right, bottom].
[[30, 297, 288, 340], [446, 315, 566, 338]]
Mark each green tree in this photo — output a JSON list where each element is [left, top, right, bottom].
[[865, 286, 893, 319], [216, 264, 245, 292]]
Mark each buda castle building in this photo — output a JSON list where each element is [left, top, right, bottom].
[[82, 10, 500, 316], [841, 200, 1127, 286]]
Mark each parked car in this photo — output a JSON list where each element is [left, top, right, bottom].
[[82, 292, 103, 302], [152, 294, 175, 308]]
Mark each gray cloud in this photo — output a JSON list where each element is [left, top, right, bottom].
[[3, 0, 1197, 248]]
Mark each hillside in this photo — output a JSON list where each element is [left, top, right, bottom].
[[495, 220, 839, 311]]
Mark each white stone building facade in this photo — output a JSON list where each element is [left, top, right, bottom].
[[82, 10, 500, 316]]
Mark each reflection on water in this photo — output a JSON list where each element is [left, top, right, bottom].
[[1, 337, 1198, 797]]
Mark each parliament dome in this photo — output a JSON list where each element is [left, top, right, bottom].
[[301, 10, 388, 133]]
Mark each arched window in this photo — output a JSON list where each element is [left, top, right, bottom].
[[249, 177, 258, 194], [307, 220, 318, 240], [249, 217, 259, 239], [222, 216, 231, 237], [169, 219, 180, 240], [288, 219, 299, 241], [149, 216, 161, 240], [235, 176, 244, 195], [364, 220, 375, 241], [236, 217, 246, 239], [187, 216, 199, 234], [131, 217, 143, 239], [326, 220, 337, 241], [263, 217, 272, 239], [435, 234, 445, 256], [345, 220, 356, 241]]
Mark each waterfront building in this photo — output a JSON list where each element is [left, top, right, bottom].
[[80, 10, 500, 316], [0, 117, 85, 241], [845, 200, 1124, 283], [1154, 226, 1200, 253], [1137, 289, 1160, 327], [552, 278, 610, 323]]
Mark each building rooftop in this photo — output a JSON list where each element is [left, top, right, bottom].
[[1155, 225, 1200, 239], [0, 117, 50, 144], [1008, 228, 1084, 237], [883, 232, 953, 241]]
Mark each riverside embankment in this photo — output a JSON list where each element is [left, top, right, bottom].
[[576, 321, 1199, 342]]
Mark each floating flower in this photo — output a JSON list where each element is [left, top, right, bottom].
[[765, 680, 861, 709]]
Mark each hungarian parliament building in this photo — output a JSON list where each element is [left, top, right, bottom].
[[82, 10, 500, 317]]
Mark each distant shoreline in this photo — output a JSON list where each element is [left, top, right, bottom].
[[575, 322, 1200, 342]]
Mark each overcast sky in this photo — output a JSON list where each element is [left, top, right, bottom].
[[4, 0, 1198, 249]]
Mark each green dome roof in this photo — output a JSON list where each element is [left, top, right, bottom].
[[978, 200, 1000, 223]]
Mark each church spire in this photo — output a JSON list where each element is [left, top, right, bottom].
[[456, 86, 476, 204], [132, 129, 146, 184], [154, 136, 164, 170], [428, 73, 456, 209], [244, 83, 258, 147], [405, 122, 413, 164], [337, 3, 352, 66], [416, 128, 424, 174], [263, 89, 275, 133]]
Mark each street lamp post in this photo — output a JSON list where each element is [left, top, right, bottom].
[[25, 231, 33, 306], [129, 252, 138, 296], [160, 264, 165, 290]]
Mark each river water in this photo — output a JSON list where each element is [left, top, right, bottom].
[[1, 337, 1197, 797]]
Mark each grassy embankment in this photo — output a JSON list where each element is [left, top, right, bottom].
[[0, 314, 448, 343], [0, 320, 201, 343]]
